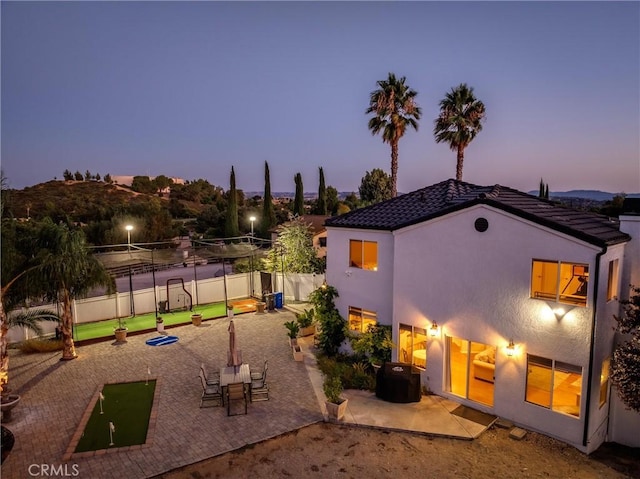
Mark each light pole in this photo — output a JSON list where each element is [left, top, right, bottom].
[[249, 216, 256, 297], [125, 225, 135, 316], [249, 216, 256, 238]]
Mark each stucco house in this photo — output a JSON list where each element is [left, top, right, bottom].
[[325, 178, 639, 453]]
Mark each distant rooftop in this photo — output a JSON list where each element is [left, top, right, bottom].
[[325, 179, 630, 247]]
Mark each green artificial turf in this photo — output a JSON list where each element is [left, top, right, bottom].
[[75, 380, 156, 452], [74, 301, 233, 341]]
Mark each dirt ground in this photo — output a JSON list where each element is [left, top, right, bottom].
[[158, 422, 639, 479]]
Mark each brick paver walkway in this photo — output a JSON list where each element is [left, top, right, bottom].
[[2, 310, 322, 478]]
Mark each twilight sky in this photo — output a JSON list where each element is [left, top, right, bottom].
[[2, 1, 639, 194]]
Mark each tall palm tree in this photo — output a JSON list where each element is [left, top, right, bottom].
[[32, 219, 114, 360], [366, 73, 421, 197], [433, 83, 486, 181]]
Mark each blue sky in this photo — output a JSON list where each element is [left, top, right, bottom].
[[2, 1, 639, 194]]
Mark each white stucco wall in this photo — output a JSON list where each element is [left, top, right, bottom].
[[392, 205, 609, 451], [325, 227, 394, 325]]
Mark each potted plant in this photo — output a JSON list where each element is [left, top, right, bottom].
[[284, 320, 300, 347], [114, 317, 127, 342], [296, 308, 316, 337], [191, 312, 203, 326], [227, 304, 234, 318], [292, 344, 304, 361], [350, 323, 393, 370], [323, 375, 348, 421]]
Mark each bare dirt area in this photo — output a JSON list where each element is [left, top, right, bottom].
[[157, 422, 638, 479]]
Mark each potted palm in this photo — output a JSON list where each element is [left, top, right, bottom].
[[296, 308, 316, 337], [323, 375, 348, 421], [284, 320, 300, 347], [114, 317, 127, 342]]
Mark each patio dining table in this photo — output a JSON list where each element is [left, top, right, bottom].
[[219, 364, 251, 403]]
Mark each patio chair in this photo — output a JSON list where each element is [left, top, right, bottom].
[[200, 363, 220, 386], [226, 382, 248, 416], [250, 367, 269, 402], [251, 359, 268, 380], [199, 370, 222, 407]]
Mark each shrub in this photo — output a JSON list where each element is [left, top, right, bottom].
[[323, 375, 343, 404]]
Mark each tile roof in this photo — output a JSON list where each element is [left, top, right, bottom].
[[325, 179, 630, 247]]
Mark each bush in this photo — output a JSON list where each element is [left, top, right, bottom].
[[323, 375, 343, 403], [296, 308, 315, 328]]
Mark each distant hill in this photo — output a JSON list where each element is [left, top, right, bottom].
[[526, 190, 640, 201]]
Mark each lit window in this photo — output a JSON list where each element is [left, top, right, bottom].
[[349, 240, 378, 271], [525, 354, 582, 417], [600, 357, 610, 408], [348, 307, 377, 333], [399, 323, 427, 369], [531, 260, 588, 306], [607, 260, 619, 302]]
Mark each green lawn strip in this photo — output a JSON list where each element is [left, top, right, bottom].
[[75, 380, 156, 452], [74, 302, 238, 341]]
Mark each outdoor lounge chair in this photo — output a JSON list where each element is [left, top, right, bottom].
[[250, 368, 269, 402], [200, 363, 220, 386], [226, 382, 248, 416], [199, 370, 222, 407]]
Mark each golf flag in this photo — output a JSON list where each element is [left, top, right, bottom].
[[99, 392, 104, 401], [109, 422, 115, 433]]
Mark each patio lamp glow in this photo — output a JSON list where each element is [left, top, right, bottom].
[[249, 216, 256, 236], [125, 224, 133, 251], [506, 340, 516, 357]]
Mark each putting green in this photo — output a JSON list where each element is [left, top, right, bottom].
[[75, 380, 156, 452], [74, 301, 235, 341]]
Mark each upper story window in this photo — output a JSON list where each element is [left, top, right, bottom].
[[531, 260, 588, 307], [348, 307, 377, 333], [607, 259, 619, 302], [349, 240, 378, 271], [319, 237, 327, 248]]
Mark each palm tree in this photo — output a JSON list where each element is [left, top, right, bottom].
[[31, 219, 114, 360], [433, 83, 486, 181], [366, 73, 421, 197]]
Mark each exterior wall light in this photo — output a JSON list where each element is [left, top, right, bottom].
[[321, 280, 328, 289], [545, 302, 575, 321], [506, 339, 516, 357], [429, 322, 439, 337]]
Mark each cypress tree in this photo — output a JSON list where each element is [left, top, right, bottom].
[[317, 167, 327, 215], [261, 161, 276, 236], [225, 166, 239, 237], [293, 172, 304, 216]]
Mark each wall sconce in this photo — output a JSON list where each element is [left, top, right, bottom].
[[505, 339, 516, 357], [345, 269, 353, 277], [321, 280, 328, 289], [429, 321, 439, 337], [546, 302, 574, 321]]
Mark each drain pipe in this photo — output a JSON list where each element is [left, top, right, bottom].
[[583, 245, 607, 448]]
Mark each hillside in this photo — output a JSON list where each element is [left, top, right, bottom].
[[2, 180, 174, 221]]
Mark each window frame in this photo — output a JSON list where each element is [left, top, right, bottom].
[[530, 259, 589, 307], [348, 306, 378, 334], [349, 239, 378, 271], [525, 354, 582, 418], [607, 259, 619, 302], [399, 323, 427, 369]]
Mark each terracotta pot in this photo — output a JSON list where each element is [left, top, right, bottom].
[[114, 328, 127, 342], [191, 314, 202, 326]]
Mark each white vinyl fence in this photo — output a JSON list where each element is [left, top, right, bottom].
[[6, 272, 324, 343]]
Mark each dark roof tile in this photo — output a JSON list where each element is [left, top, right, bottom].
[[325, 179, 630, 247]]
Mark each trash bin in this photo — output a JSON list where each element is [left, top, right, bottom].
[[265, 293, 275, 311], [158, 300, 168, 314], [274, 292, 283, 309]]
